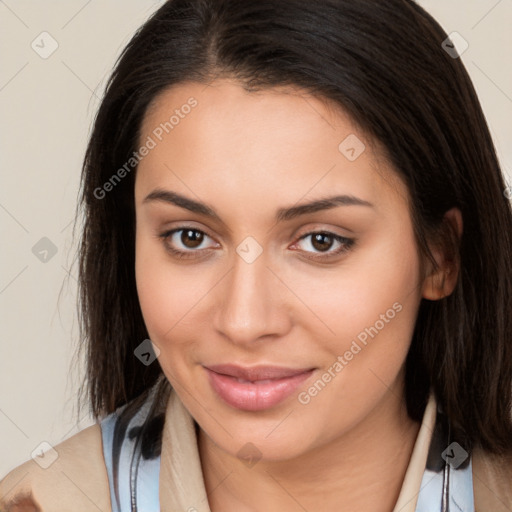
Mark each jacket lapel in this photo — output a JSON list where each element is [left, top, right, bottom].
[[159, 389, 211, 511]]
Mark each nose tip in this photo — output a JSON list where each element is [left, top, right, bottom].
[[212, 254, 291, 346]]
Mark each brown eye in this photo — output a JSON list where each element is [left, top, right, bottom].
[[293, 231, 355, 261], [159, 226, 218, 259], [181, 229, 204, 248], [311, 232, 335, 252]]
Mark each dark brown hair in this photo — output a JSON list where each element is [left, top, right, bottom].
[[75, 0, 512, 454]]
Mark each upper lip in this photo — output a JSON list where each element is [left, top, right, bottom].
[[204, 364, 314, 381]]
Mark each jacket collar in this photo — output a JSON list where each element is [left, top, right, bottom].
[[160, 388, 211, 511], [392, 393, 437, 512]]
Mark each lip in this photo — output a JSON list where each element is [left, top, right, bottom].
[[204, 364, 315, 411]]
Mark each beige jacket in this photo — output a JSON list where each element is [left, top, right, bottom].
[[1, 389, 511, 511]]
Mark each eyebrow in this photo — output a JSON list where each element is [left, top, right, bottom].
[[143, 189, 374, 223]]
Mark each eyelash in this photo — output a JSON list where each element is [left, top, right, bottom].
[[158, 226, 355, 262]]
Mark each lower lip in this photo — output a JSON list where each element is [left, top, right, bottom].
[[205, 367, 315, 411]]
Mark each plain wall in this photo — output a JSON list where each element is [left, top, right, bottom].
[[1, 0, 511, 477]]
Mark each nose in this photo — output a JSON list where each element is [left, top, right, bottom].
[[212, 250, 292, 347]]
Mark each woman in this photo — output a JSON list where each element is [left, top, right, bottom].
[[1, 0, 511, 510]]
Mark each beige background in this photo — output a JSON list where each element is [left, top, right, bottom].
[[1, 0, 511, 477]]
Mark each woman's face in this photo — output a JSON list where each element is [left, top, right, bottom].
[[134, 79, 426, 461]]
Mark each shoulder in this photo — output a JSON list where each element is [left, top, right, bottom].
[[473, 446, 512, 512], [0, 424, 111, 512]]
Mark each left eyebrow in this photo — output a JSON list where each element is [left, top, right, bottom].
[[142, 189, 374, 223], [275, 195, 374, 222]]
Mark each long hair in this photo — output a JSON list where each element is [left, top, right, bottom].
[[76, 0, 512, 454]]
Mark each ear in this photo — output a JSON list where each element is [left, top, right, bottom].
[[421, 207, 463, 301]]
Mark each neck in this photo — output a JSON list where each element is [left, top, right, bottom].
[[198, 384, 422, 512]]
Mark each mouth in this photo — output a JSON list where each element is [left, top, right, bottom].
[[203, 364, 316, 411]]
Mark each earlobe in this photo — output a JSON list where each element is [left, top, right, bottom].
[[422, 267, 454, 300], [421, 207, 463, 301]]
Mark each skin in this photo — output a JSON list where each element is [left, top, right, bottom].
[[134, 79, 461, 512]]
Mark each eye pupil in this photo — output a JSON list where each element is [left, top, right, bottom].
[[312, 233, 333, 252], [181, 229, 203, 248]]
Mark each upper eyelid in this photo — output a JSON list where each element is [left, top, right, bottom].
[[297, 230, 350, 241], [161, 219, 353, 237]]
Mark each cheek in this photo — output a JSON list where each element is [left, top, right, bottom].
[[290, 229, 422, 417], [135, 231, 198, 346], [287, 228, 421, 349], [288, 239, 422, 434]]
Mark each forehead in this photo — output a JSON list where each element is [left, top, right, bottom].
[[141, 79, 365, 157], [135, 79, 407, 215]]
